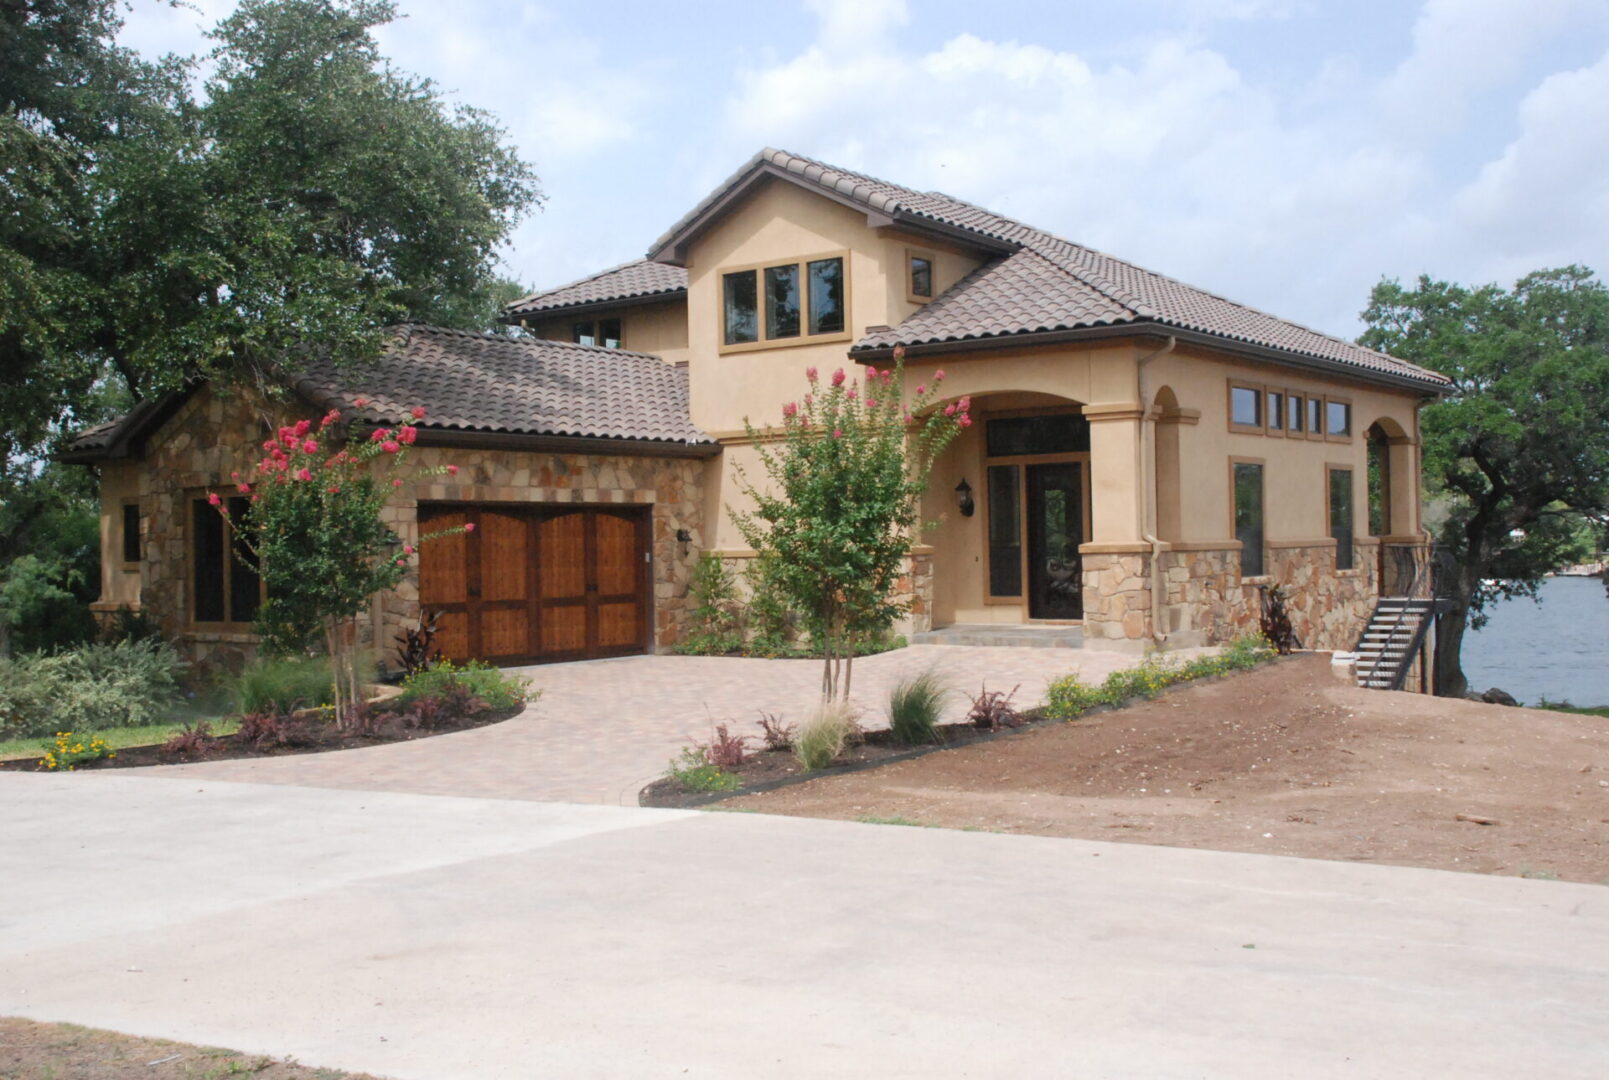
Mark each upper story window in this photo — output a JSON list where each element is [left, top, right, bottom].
[[571, 317, 622, 349], [907, 249, 935, 302], [721, 252, 848, 350], [1228, 379, 1351, 443]]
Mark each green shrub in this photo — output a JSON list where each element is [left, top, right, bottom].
[[673, 554, 743, 656], [0, 639, 185, 739], [888, 669, 947, 745], [231, 655, 334, 715], [1043, 633, 1276, 721], [744, 554, 799, 654], [398, 659, 531, 711], [39, 731, 116, 771], [665, 745, 741, 793], [795, 702, 859, 770]]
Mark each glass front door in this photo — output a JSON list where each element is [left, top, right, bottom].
[[1026, 462, 1084, 620]]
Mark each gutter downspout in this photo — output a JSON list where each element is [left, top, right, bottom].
[[1137, 336, 1177, 645]]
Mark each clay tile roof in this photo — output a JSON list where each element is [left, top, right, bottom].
[[661, 148, 1447, 388], [293, 325, 712, 445], [504, 259, 687, 318]]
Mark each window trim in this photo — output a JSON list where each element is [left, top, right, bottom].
[[1305, 395, 1325, 442], [1265, 388, 1285, 435], [980, 406, 1093, 609], [1285, 390, 1306, 437], [905, 247, 937, 304], [187, 490, 265, 632], [1229, 457, 1268, 581], [1227, 380, 1266, 435], [716, 250, 853, 355], [1326, 464, 1357, 572], [120, 498, 143, 568]]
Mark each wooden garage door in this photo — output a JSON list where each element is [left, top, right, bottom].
[[417, 504, 650, 665]]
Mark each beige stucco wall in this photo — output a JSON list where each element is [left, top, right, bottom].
[[524, 298, 690, 366], [93, 382, 705, 674]]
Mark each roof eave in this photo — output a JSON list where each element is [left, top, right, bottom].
[[500, 288, 688, 324], [850, 322, 1451, 395], [356, 424, 720, 459]]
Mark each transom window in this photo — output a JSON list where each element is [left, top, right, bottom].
[[721, 253, 847, 349], [1228, 379, 1351, 442], [571, 317, 622, 349]]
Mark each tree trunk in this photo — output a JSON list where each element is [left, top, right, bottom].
[[1434, 583, 1473, 700]]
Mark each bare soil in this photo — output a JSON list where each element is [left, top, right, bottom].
[[0, 1017, 387, 1079], [724, 654, 1609, 884]]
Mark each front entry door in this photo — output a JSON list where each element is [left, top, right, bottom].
[[1025, 462, 1084, 619]]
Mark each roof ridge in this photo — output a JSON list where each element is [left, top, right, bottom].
[[396, 322, 666, 362]]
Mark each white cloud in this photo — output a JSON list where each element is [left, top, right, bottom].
[[716, 0, 1607, 337]]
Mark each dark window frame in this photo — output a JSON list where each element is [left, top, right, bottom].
[[190, 493, 264, 629], [120, 501, 142, 565], [1231, 459, 1266, 579], [571, 317, 624, 349]]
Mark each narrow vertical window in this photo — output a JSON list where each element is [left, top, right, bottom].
[[1307, 397, 1323, 436], [910, 255, 933, 298], [1233, 462, 1265, 578], [193, 499, 226, 623], [764, 264, 800, 339], [987, 465, 1022, 597], [227, 497, 262, 622], [598, 317, 622, 349], [1329, 468, 1354, 571], [121, 503, 142, 563], [807, 257, 845, 334], [1266, 391, 1284, 432], [1288, 394, 1305, 433], [723, 270, 758, 345]]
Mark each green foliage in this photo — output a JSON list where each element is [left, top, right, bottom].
[[230, 655, 334, 715], [1536, 700, 1609, 719], [0, 463, 101, 656], [888, 670, 947, 745], [794, 702, 859, 771], [1359, 266, 1609, 696], [398, 659, 531, 712], [676, 554, 743, 655], [1043, 634, 1275, 720], [2, 0, 540, 495], [0, 639, 185, 739], [665, 745, 741, 793], [38, 731, 115, 771], [733, 355, 969, 699], [744, 554, 800, 655]]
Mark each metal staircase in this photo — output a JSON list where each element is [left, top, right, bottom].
[[1353, 596, 1438, 690], [1352, 546, 1452, 692]]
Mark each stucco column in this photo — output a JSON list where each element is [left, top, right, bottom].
[[1082, 402, 1147, 545]]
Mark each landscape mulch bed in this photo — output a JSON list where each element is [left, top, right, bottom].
[[0, 706, 521, 773], [640, 709, 1061, 808]]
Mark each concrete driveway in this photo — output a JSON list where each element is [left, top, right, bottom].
[[134, 645, 1192, 804], [3, 772, 1605, 1079]]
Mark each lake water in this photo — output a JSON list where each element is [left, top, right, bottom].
[[1462, 575, 1609, 706]]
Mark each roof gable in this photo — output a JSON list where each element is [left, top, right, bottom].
[[642, 148, 1448, 389]]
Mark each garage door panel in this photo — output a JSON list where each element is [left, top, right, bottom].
[[480, 606, 529, 658], [541, 605, 587, 655], [594, 512, 638, 596], [435, 609, 471, 663], [538, 512, 587, 601], [418, 509, 469, 606], [597, 600, 640, 651], [480, 511, 528, 602]]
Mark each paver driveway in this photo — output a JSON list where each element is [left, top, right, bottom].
[[138, 644, 1205, 804]]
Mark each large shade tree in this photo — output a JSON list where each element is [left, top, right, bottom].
[[1, 0, 540, 649], [1359, 266, 1609, 698]]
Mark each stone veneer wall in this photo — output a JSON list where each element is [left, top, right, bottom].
[[1082, 541, 1385, 651], [118, 384, 705, 674]]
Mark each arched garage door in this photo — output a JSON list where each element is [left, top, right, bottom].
[[416, 503, 650, 665]]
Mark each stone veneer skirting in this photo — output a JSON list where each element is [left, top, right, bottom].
[[1081, 541, 1412, 651], [116, 385, 705, 673]]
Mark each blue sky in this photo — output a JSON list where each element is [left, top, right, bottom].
[[118, 0, 1609, 339]]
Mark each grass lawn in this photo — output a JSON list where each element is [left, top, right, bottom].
[[1538, 702, 1609, 718], [0, 712, 238, 763]]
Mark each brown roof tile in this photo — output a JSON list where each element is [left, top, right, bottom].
[[504, 259, 687, 318], [655, 149, 1448, 388], [293, 325, 711, 445]]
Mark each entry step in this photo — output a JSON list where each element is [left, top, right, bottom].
[[911, 623, 1085, 648]]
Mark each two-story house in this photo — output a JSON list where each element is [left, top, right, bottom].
[[67, 149, 1447, 671]]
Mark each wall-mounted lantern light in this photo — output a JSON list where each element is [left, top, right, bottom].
[[955, 478, 975, 517]]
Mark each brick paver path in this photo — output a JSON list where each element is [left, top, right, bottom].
[[138, 645, 1209, 804]]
